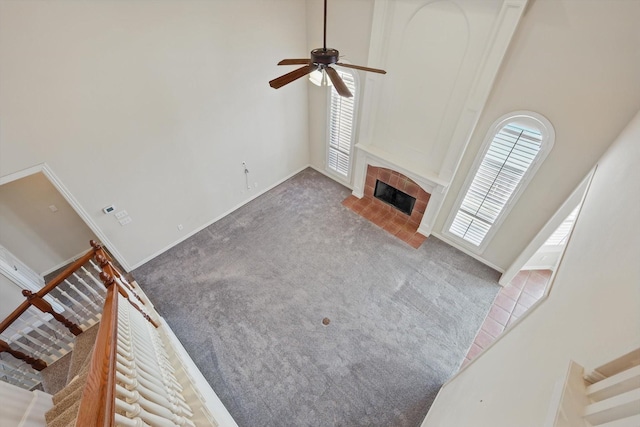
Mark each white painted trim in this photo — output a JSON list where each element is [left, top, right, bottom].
[[351, 144, 449, 237], [160, 318, 239, 427], [40, 249, 91, 277], [442, 110, 556, 254], [0, 165, 44, 186], [18, 389, 53, 427], [361, 0, 528, 247], [0, 163, 131, 271], [308, 164, 354, 190], [0, 244, 65, 312], [436, 165, 597, 391], [439, 0, 529, 183], [130, 165, 310, 270], [324, 65, 360, 187], [499, 168, 594, 285], [431, 231, 505, 273]]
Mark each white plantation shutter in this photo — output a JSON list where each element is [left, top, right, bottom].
[[449, 123, 544, 246], [328, 70, 356, 177]]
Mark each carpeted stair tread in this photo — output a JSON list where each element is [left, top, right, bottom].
[[47, 399, 80, 427], [41, 351, 73, 395], [66, 323, 100, 384], [46, 385, 83, 424], [52, 370, 88, 405]]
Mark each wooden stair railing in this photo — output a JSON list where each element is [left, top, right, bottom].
[[75, 243, 164, 426], [0, 339, 47, 371], [75, 275, 118, 427], [0, 242, 103, 373]]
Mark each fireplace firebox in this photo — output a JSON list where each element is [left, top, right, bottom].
[[374, 180, 416, 216]]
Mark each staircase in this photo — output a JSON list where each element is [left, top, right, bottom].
[[1, 241, 238, 427], [548, 349, 640, 427], [42, 324, 99, 427]]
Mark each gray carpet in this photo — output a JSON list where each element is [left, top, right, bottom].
[[133, 168, 500, 427]]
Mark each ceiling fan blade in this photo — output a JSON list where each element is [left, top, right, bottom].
[[336, 63, 387, 74], [269, 65, 317, 89], [278, 59, 310, 65], [325, 66, 353, 98]]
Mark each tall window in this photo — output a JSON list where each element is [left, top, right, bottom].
[[327, 68, 357, 180], [446, 112, 555, 250]]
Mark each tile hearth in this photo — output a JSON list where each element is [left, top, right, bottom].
[[342, 166, 431, 249]]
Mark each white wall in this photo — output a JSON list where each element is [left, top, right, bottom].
[[0, 274, 25, 321], [364, 0, 504, 178], [0, 381, 52, 427], [422, 110, 640, 426], [0, 0, 309, 270], [0, 173, 97, 275], [433, 0, 640, 270]]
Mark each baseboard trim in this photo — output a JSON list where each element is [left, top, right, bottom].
[[308, 164, 354, 190], [431, 231, 505, 274], [129, 165, 311, 270]]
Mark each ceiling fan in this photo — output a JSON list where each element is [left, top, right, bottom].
[[269, 0, 386, 98]]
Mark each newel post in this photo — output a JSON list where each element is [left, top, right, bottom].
[[95, 253, 146, 305], [22, 290, 83, 336], [0, 339, 47, 371], [98, 271, 158, 328]]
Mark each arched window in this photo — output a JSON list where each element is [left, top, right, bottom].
[[326, 68, 357, 181], [445, 111, 555, 250]]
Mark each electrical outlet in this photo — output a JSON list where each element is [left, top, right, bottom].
[[254, 182, 258, 188], [177, 224, 183, 231], [119, 217, 132, 226], [115, 210, 128, 220]]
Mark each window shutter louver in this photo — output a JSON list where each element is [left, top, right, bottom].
[[449, 123, 544, 246], [328, 70, 356, 177]]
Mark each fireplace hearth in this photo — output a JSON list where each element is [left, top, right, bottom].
[[342, 166, 431, 248]]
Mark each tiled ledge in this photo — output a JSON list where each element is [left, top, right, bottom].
[[461, 269, 553, 368], [343, 195, 427, 248], [342, 165, 430, 248]]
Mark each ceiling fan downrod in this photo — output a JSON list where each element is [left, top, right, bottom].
[[323, 0, 327, 51]]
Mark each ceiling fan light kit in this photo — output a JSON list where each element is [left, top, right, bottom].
[[269, 0, 386, 98]]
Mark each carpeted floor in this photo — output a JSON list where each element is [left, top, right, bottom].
[[133, 168, 500, 427]]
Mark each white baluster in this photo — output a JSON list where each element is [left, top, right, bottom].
[[116, 361, 193, 418], [0, 334, 54, 364], [80, 261, 107, 294], [118, 353, 183, 393], [115, 398, 177, 427], [41, 294, 83, 325], [13, 326, 64, 359], [64, 279, 101, 313], [116, 384, 196, 427], [73, 271, 105, 304], [114, 413, 150, 427], [116, 370, 191, 415], [116, 359, 166, 390], [14, 316, 71, 355], [0, 358, 41, 387], [52, 287, 97, 325], [31, 309, 75, 350]]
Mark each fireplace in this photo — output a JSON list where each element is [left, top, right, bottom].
[[342, 166, 431, 248], [374, 180, 416, 215]]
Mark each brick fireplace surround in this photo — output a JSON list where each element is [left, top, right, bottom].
[[342, 166, 431, 248]]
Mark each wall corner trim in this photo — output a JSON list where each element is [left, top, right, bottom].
[[0, 163, 132, 272]]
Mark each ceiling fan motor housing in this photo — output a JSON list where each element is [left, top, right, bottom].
[[311, 48, 339, 66]]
